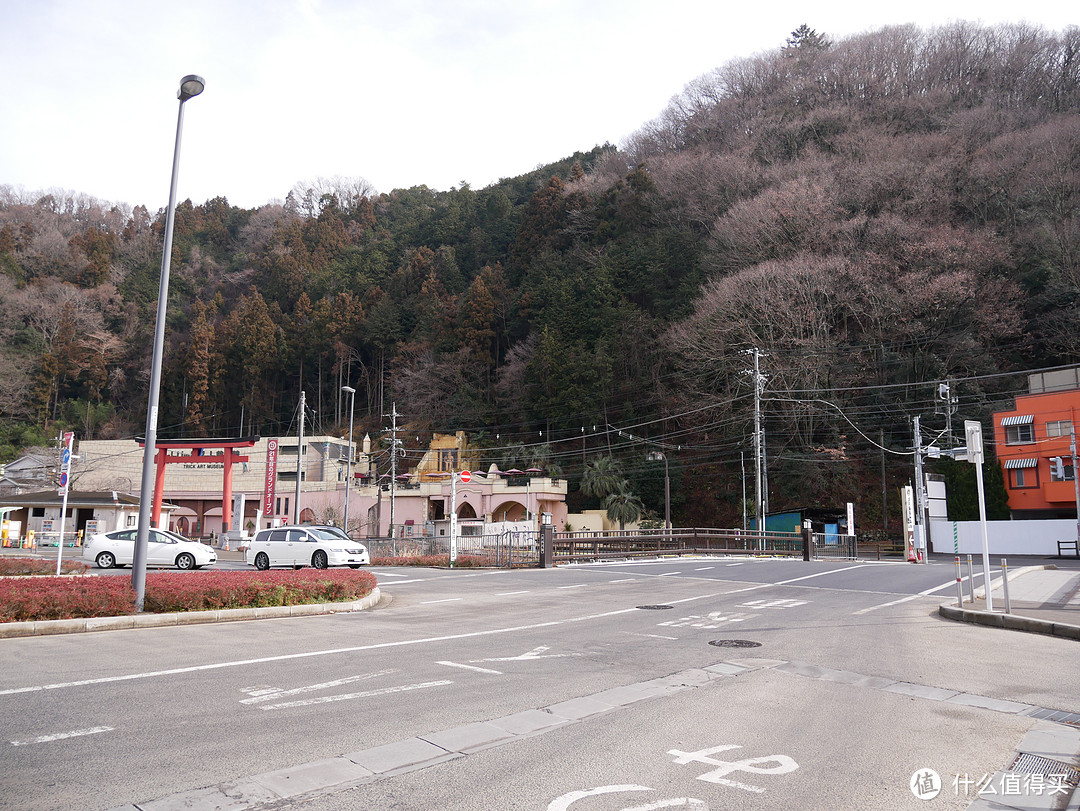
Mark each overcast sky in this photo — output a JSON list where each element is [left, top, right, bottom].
[[1, 0, 1075, 212]]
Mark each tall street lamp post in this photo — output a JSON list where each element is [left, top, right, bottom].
[[341, 386, 356, 535], [133, 75, 205, 612], [648, 451, 670, 534]]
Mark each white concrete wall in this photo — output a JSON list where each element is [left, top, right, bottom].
[[930, 518, 1076, 556]]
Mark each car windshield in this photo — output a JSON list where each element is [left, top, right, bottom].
[[309, 527, 350, 542]]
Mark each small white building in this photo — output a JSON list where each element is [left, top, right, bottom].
[[0, 490, 177, 546]]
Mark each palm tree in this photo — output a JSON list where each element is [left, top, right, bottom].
[[581, 455, 623, 501], [603, 480, 644, 530]]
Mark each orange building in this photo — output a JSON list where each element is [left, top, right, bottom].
[[993, 369, 1080, 519]]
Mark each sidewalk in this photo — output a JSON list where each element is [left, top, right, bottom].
[[939, 563, 1080, 640]]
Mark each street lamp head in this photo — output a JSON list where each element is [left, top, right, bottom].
[[178, 75, 205, 101], [341, 386, 356, 394]]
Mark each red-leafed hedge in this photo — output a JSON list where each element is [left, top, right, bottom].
[[0, 557, 90, 577], [0, 575, 137, 622], [142, 569, 377, 613], [0, 568, 377, 623], [370, 554, 485, 567]]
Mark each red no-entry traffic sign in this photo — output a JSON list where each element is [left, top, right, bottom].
[[459, 470, 471, 483]]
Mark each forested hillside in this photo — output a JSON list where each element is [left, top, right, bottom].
[[2, 21, 1078, 529]]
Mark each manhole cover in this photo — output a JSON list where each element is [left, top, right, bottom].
[[709, 639, 762, 648], [636, 604, 674, 610]]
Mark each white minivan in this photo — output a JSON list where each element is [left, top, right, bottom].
[[245, 525, 369, 570]]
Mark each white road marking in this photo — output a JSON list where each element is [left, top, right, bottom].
[[659, 612, 754, 629], [260, 680, 452, 710], [239, 686, 282, 698], [694, 567, 715, 571], [773, 565, 871, 585], [622, 632, 679, 640], [920, 578, 967, 596], [436, 661, 503, 675], [420, 598, 462, 605], [0, 604, 674, 697], [547, 785, 652, 811], [496, 591, 530, 596], [738, 599, 809, 609], [853, 596, 919, 615], [854, 578, 962, 614], [240, 669, 396, 704], [557, 583, 591, 589], [608, 578, 639, 583], [669, 744, 799, 792], [658, 572, 680, 577], [476, 645, 581, 662], [726, 563, 745, 567], [10, 726, 114, 746]]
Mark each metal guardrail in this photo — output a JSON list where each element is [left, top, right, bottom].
[[553, 528, 804, 564], [364, 531, 540, 568], [363, 527, 864, 567]]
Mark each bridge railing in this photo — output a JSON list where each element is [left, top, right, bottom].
[[553, 528, 804, 564]]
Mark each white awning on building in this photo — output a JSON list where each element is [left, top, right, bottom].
[[1003, 458, 1038, 469], [1000, 415, 1034, 426]]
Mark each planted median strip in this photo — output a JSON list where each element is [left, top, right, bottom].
[[0, 562, 378, 626]]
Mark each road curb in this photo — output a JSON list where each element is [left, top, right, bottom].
[[0, 587, 381, 638], [938, 602, 1080, 641]]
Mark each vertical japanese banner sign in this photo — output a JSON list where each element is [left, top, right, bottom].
[[58, 432, 74, 495], [263, 439, 278, 517], [901, 485, 916, 560]]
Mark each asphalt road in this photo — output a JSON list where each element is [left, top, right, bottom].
[[1, 557, 1077, 810]]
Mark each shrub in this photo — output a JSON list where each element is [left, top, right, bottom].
[[0, 568, 377, 623], [0, 557, 90, 577], [370, 554, 485, 568], [0, 576, 136, 622], [142, 569, 377, 613]]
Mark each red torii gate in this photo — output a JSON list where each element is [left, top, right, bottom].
[[137, 436, 259, 531]]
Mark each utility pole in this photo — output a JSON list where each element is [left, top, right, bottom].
[[741, 450, 747, 532], [749, 348, 767, 546], [293, 391, 305, 525], [385, 403, 401, 541], [912, 415, 927, 562], [880, 428, 888, 532], [341, 385, 355, 535]]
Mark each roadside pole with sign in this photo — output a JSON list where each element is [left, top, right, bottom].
[[449, 470, 470, 566], [1071, 425, 1080, 549], [55, 432, 74, 575], [964, 420, 993, 611], [901, 485, 916, 562]]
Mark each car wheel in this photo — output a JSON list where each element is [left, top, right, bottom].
[[96, 551, 116, 569], [312, 550, 328, 569], [254, 552, 270, 571], [348, 564, 362, 569], [176, 553, 196, 570]]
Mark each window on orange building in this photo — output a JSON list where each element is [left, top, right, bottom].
[[1005, 424, 1035, 444], [1046, 420, 1073, 438], [1010, 467, 1039, 488]]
